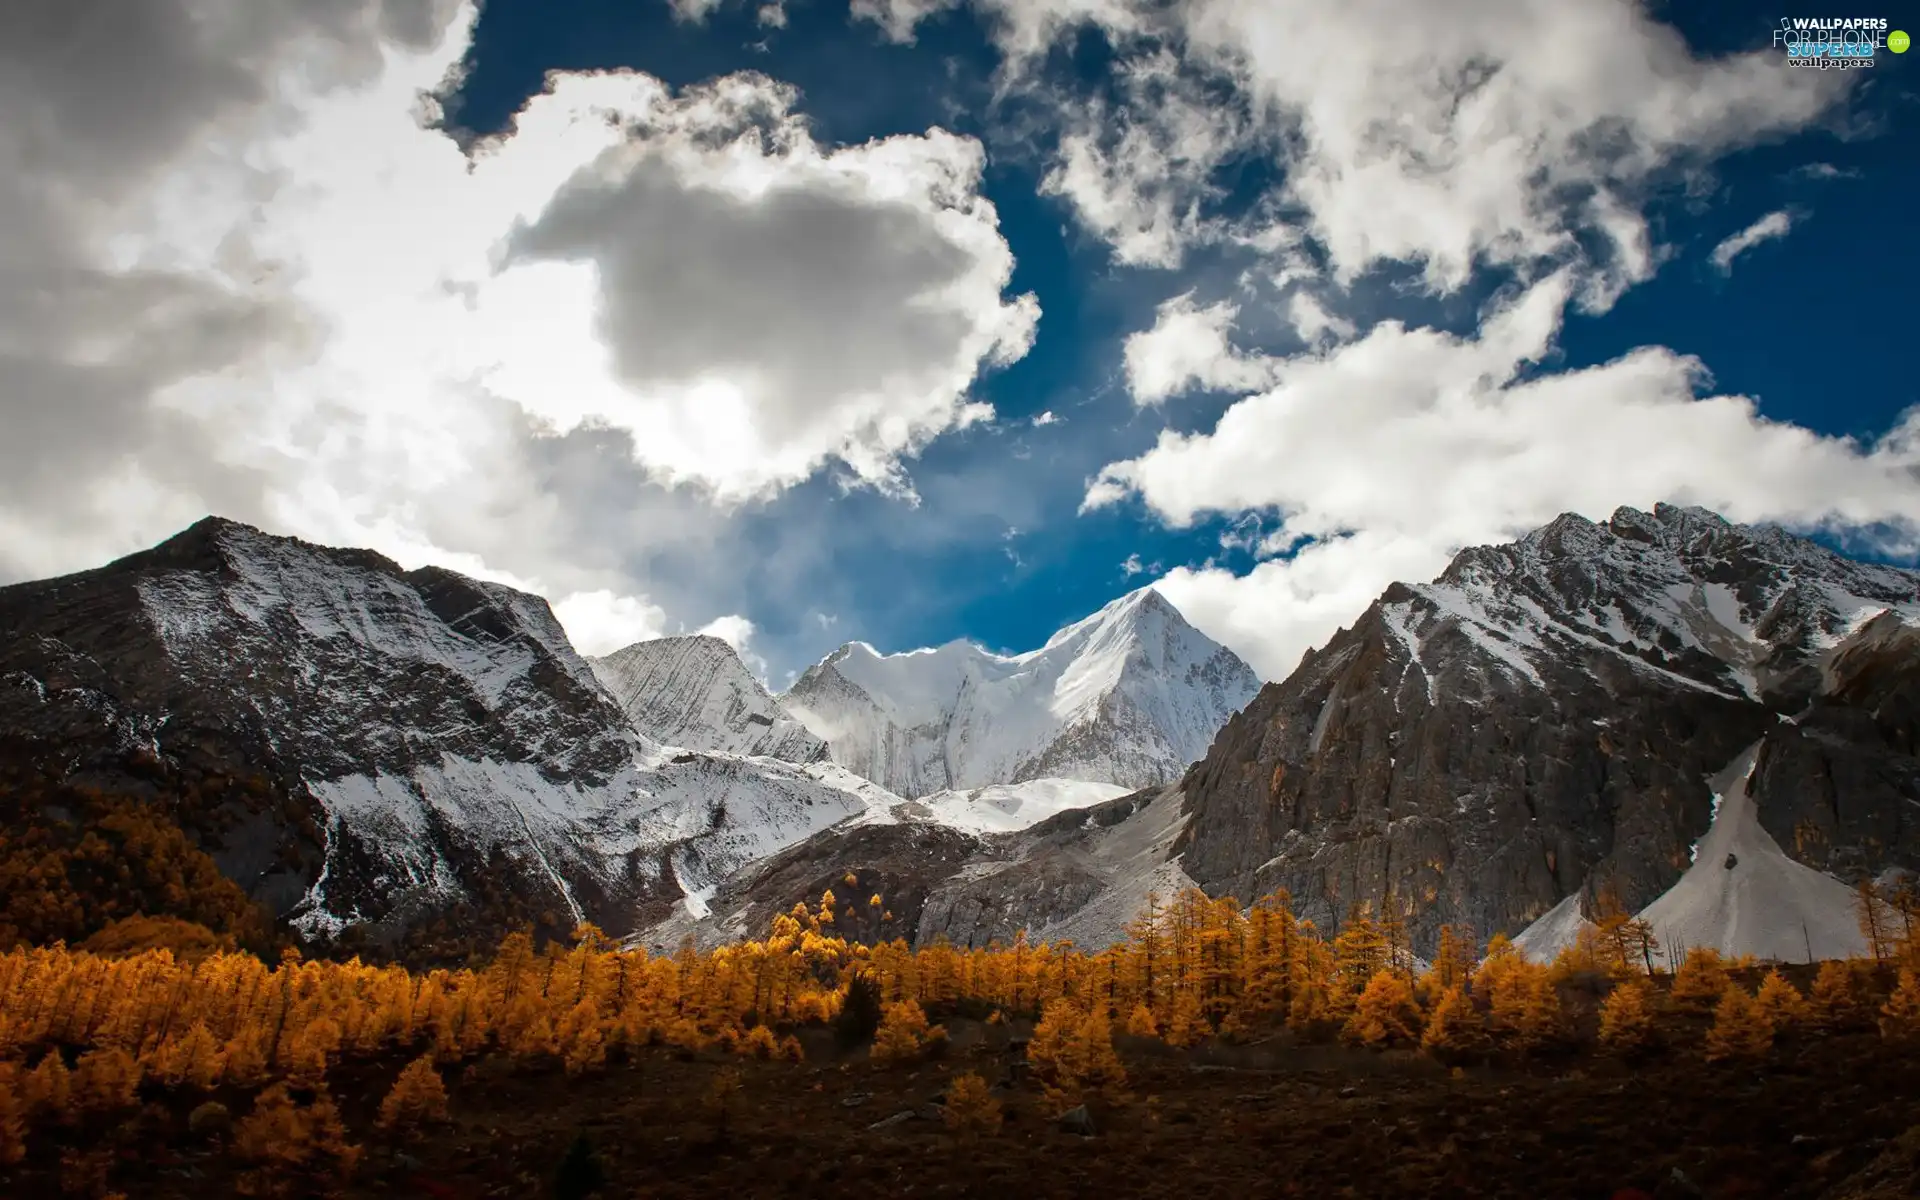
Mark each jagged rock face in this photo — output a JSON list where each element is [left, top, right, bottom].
[[591, 635, 828, 762], [780, 587, 1262, 799], [0, 518, 899, 951], [1751, 612, 1920, 878], [1176, 504, 1920, 956]]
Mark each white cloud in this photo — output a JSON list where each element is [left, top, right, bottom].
[[1120, 552, 1145, 576], [1710, 210, 1796, 274], [949, 0, 1850, 299], [554, 590, 670, 657], [850, 0, 961, 43], [667, 0, 726, 22], [1030, 410, 1060, 427], [1122, 292, 1277, 404], [1092, 273, 1920, 679], [1039, 51, 1246, 269], [0, 1, 1038, 660], [1285, 291, 1354, 345], [757, 2, 789, 28]]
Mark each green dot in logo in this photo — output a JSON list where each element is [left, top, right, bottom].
[[1891, 29, 1911, 53]]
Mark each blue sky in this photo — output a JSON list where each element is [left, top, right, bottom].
[[3, 0, 1917, 688], [438, 0, 1920, 682]]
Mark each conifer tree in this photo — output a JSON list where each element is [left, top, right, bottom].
[[1880, 968, 1920, 1040], [71, 1046, 141, 1116], [1488, 960, 1561, 1051], [1858, 880, 1893, 964], [1704, 986, 1772, 1061], [1670, 948, 1731, 1012], [1125, 1002, 1158, 1038], [1342, 970, 1421, 1048], [1420, 986, 1486, 1060], [1428, 926, 1476, 996], [1598, 981, 1654, 1053], [1754, 970, 1810, 1034], [1808, 959, 1861, 1029], [0, 1063, 25, 1166], [1161, 987, 1206, 1048], [376, 1055, 449, 1134], [942, 1071, 1002, 1136], [871, 999, 934, 1064], [25, 1051, 72, 1125]]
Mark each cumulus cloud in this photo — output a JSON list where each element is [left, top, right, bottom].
[[1709, 210, 1796, 274], [554, 590, 671, 657], [1285, 292, 1354, 346], [1089, 273, 1920, 678], [1039, 51, 1247, 269], [898, 0, 1848, 299], [1122, 292, 1277, 404], [0, 0, 1038, 664]]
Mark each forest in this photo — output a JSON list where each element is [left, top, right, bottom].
[[3, 881, 1920, 1198]]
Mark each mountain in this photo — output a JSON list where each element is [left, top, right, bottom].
[[1173, 503, 1920, 956], [0, 518, 898, 956], [591, 635, 828, 762], [780, 587, 1263, 800]]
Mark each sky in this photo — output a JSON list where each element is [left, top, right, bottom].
[[3, 0, 1918, 688]]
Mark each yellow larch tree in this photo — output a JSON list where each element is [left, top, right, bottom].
[[1808, 959, 1860, 1029], [1598, 981, 1654, 1052], [1342, 970, 1422, 1048], [1753, 970, 1810, 1034], [942, 1071, 1002, 1136], [1420, 986, 1487, 1060], [1704, 986, 1772, 1061], [1880, 968, 1920, 1039], [1669, 948, 1731, 1012], [0, 1062, 26, 1166], [871, 998, 935, 1064], [376, 1055, 449, 1134]]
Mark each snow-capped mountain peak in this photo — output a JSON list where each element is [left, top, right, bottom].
[[781, 585, 1262, 799], [1393, 503, 1920, 703], [591, 634, 828, 762]]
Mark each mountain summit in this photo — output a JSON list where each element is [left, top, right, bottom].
[[780, 586, 1263, 799], [1175, 503, 1920, 953], [591, 635, 828, 762]]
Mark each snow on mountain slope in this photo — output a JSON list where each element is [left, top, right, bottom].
[[1383, 504, 1920, 704], [781, 586, 1262, 799], [591, 635, 828, 762], [0, 517, 901, 943], [1517, 741, 1872, 963], [1637, 742, 1870, 962], [900, 778, 1132, 835]]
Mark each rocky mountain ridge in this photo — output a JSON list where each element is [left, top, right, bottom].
[[590, 635, 829, 763], [0, 518, 902, 955]]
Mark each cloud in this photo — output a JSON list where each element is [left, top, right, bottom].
[[1030, 410, 1060, 427], [1090, 273, 1920, 679], [497, 72, 1037, 501], [1285, 292, 1354, 346], [935, 0, 1850, 301], [1122, 292, 1277, 404], [850, 0, 961, 43], [554, 590, 671, 657], [1709, 210, 1796, 274], [0, 0, 1039, 680], [667, 0, 726, 22], [1038, 50, 1248, 269]]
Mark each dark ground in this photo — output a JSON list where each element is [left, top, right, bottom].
[[10, 1015, 1920, 1200]]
